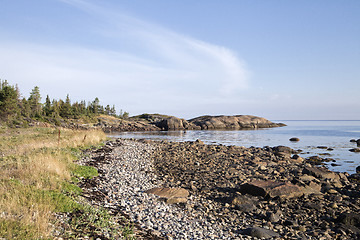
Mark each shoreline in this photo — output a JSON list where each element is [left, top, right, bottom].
[[78, 138, 360, 239]]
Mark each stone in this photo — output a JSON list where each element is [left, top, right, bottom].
[[229, 193, 257, 212], [337, 213, 360, 227], [349, 148, 360, 153], [317, 146, 328, 149], [195, 139, 204, 145], [291, 154, 304, 162], [242, 227, 280, 239], [303, 166, 340, 181], [266, 211, 281, 223], [272, 145, 297, 154], [289, 137, 300, 142], [240, 180, 303, 199], [357, 166, 360, 174], [166, 197, 187, 204], [145, 187, 189, 198]]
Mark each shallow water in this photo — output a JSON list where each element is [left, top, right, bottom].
[[108, 120, 360, 174]]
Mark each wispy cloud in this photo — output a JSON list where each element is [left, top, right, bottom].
[[0, 0, 249, 117]]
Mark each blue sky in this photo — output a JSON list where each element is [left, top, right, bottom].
[[1, 0, 359, 120]]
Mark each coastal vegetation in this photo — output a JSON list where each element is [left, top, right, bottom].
[[0, 80, 137, 239], [0, 127, 108, 238], [0, 79, 129, 127]]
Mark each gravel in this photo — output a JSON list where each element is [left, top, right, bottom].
[[92, 139, 246, 239]]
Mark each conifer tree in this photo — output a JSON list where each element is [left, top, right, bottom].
[[0, 80, 20, 120], [28, 86, 42, 117], [43, 95, 52, 116]]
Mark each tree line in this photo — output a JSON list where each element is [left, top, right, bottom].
[[0, 79, 129, 124]]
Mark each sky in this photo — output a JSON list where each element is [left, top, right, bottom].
[[0, 0, 359, 120]]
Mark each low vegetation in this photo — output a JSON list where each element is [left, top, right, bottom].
[[0, 126, 133, 239]]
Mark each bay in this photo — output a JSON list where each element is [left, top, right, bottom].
[[109, 120, 360, 174]]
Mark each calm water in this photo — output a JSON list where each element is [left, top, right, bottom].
[[108, 120, 360, 174]]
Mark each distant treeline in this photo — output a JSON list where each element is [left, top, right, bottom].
[[0, 79, 128, 125]]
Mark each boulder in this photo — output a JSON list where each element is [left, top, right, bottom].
[[155, 116, 186, 130], [349, 148, 360, 153], [289, 137, 300, 142], [229, 193, 257, 212], [145, 187, 189, 198], [188, 115, 285, 130], [272, 146, 297, 154], [240, 180, 303, 199], [145, 187, 189, 204], [303, 166, 340, 181]]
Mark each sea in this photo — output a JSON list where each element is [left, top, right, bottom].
[[108, 120, 360, 174]]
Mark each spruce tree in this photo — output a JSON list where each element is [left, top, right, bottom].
[[43, 95, 52, 116], [0, 80, 20, 121], [28, 86, 42, 117]]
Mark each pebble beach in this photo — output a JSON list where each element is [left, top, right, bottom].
[[77, 138, 360, 239]]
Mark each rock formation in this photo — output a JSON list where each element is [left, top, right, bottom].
[[188, 115, 285, 130]]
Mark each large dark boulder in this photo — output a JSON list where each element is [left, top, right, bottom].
[[155, 116, 200, 131], [188, 115, 285, 130]]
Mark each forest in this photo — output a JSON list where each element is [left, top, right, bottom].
[[0, 79, 128, 126]]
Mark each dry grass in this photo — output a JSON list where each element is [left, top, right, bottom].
[[0, 126, 106, 239]]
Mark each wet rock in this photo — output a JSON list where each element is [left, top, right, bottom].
[[317, 146, 328, 149], [195, 139, 204, 145], [289, 137, 300, 142], [242, 227, 280, 239], [272, 145, 297, 154], [306, 155, 326, 165], [349, 148, 360, 153]]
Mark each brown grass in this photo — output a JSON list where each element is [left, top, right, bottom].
[[0, 126, 106, 239]]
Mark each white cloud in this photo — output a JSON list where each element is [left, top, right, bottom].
[[0, 0, 249, 117]]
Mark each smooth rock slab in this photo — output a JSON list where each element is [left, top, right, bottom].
[[145, 187, 189, 198], [240, 180, 303, 199], [303, 166, 340, 181]]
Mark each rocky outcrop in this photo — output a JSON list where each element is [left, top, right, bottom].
[[95, 116, 161, 132], [188, 115, 285, 130], [72, 114, 285, 132], [154, 116, 200, 131]]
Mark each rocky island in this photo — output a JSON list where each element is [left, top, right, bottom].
[[94, 114, 285, 132]]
